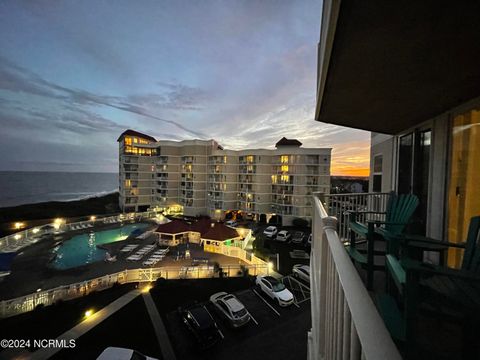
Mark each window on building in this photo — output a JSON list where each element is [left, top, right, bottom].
[[372, 154, 383, 192]]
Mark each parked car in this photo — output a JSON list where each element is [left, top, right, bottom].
[[225, 220, 238, 227], [275, 230, 291, 242], [263, 226, 278, 238], [292, 264, 310, 282], [255, 275, 294, 307], [210, 292, 251, 327], [291, 231, 305, 244], [179, 304, 223, 348], [97, 347, 158, 360]]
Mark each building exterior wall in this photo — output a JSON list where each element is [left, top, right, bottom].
[[369, 133, 395, 193], [367, 96, 480, 249], [118, 133, 331, 225]]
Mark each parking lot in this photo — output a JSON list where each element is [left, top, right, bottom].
[[163, 275, 311, 360], [251, 223, 311, 275]]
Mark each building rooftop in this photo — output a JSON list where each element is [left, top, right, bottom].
[[202, 223, 240, 241], [117, 129, 157, 143], [155, 220, 191, 234], [190, 217, 212, 236], [275, 137, 302, 147]]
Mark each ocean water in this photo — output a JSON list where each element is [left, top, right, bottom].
[[0, 171, 118, 208]]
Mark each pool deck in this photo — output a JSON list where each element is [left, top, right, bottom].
[[0, 221, 249, 301]]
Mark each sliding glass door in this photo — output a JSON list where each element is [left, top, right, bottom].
[[397, 129, 431, 235], [447, 108, 480, 268]]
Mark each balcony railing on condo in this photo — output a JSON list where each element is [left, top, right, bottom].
[[209, 192, 223, 200], [208, 200, 223, 209], [156, 157, 168, 165], [272, 185, 294, 195], [209, 184, 224, 191], [308, 193, 401, 360], [123, 157, 138, 164], [208, 157, 224, 165], [319, 192, 391, 242]]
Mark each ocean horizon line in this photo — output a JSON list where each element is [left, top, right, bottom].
[[0, 170, 117, 174]]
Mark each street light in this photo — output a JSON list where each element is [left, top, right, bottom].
[[14, 222, 25, 230], [53, 218, 64, 230]]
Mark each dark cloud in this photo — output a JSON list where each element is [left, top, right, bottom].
[[156, 82, 209, 110], [0, 56, 207, 138]]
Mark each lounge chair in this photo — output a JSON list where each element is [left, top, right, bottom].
[[120, 245, 138, 252], [348, 192, 419, 290]]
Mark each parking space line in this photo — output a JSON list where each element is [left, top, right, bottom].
[[249, 312, 259, 325], [281, 275, 311, 306], [252, 289, 281, 316], [289, 275, 311, 291]]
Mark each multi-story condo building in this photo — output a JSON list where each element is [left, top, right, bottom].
[[118, 130, 331, 225]]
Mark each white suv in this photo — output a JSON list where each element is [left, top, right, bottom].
[[255, 275, 294, 307], [263, 226, 278, 238], [292, 264, 310, 282], [275, 230, 291, 242]]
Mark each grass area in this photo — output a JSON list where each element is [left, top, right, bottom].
[[150, 277, 254, 315], [0, 192, 120, 237], [0, 283, 135, 353], [51, 295, 162, 360]]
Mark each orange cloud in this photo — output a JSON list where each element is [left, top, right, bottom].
[[331, 140, 370, 177], [332, 166, 370, 177]]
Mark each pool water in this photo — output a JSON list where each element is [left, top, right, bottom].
[[51, 223, 150, 270]]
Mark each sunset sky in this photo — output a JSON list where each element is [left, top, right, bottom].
[[0, 1, 370, 176]]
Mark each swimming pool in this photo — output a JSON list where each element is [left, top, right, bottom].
[[51, 223, 150, 270]]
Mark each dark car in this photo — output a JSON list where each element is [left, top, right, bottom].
[[179, 305, 223, 349]]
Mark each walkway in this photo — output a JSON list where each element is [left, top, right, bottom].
[[1, 289, 142, 360], [142, 292, 177, 360]]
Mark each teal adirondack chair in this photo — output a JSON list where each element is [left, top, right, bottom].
[[347, 192, 419, 290], [381, 216, 480, 358]]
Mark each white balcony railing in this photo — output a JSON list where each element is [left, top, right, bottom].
[[308, 193, 401, 360], [321, 192, 391, 241]]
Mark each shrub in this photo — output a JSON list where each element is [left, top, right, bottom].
[[252, 237, 264, 250], [155, 277, 167, 288]]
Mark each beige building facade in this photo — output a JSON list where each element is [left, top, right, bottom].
[[118, 130, 331, 225]]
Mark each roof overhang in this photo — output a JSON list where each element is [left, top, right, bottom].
[[315, 1, 480, 134]]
